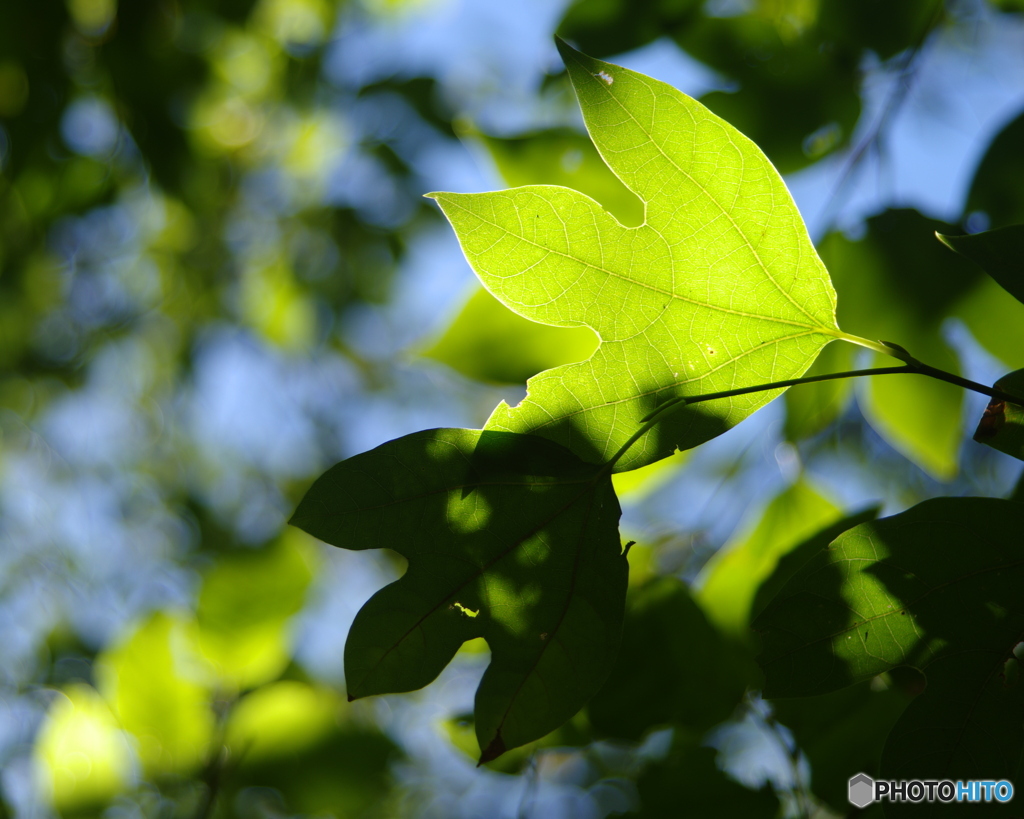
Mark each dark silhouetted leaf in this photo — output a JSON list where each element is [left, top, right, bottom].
[[965, 108, 1024, 228], [290, 428, 627, 762], [588, 576, 751, 740], [756, 498, 1024, 796], [938, 224, 1024, 307], [771, 681, 912, 811], [629, 732, 779, 818]]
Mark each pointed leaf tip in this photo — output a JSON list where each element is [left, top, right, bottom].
[[478, 733, 506, 766], [441, 46, 839, 470], [935, 224, 1024, 306]]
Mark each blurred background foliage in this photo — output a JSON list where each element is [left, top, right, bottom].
[[1, 0, 1024, 816]]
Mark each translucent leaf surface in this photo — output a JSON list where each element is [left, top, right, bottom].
[[196, 530, 317, 689], [755, 498, 1024, 789], [479, 128, 643, 227], [35, 684, 133, 813], [820, 210, 977, 480], [422, 285, 597, 384], [290, 428, 627, 762], [696, 480, 842, 639], [429, 41, 840, 472], [95, 612, 214, 777]]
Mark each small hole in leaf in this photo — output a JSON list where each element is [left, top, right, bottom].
[[452, 601, 479, 618]]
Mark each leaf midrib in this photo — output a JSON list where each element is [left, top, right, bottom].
[[487, 478, 605, 755], [350, 478, 606, 696], [760, 550, 1024, 675], [569, 48, 829, 328], [451, 195, 832, 333]]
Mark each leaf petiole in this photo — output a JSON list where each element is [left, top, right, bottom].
[[603, 359, 1024, 474]]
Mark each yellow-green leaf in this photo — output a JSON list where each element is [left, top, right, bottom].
[[95, 612, 214, 778], [35, 684, 134, 813], [429, 40, 840, 472], [696, 480, 842, 639]]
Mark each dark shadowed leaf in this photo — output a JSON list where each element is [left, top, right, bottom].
[[290, 428, 627, 762], [756, 497, 1024, 797], [937, 225, 1024, 307], [771, 680, 912, 811], [628, 732, 779, 818], [588, 576, 751, 740], [965, 108, 1024, 228]]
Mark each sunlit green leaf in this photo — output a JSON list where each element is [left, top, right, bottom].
[[35, 684, 134, 814], [95, 612, 214, 778], [422, 285, 598, 384], [696, 480, 842, 640], [430, 41, 840, 472], [290, 428, 627, 762], [756, 498, 1024, 789], [224, 680, 400, 817], [479, 128, 643, 227], [196, 530, 318, 690], [421, 128, 638, 385], [750, 504, 880, 623]]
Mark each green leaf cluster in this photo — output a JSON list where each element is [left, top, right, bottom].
[[292, 40, 1024, 796]]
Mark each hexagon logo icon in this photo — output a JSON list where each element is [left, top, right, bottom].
[[849, 773, 875, 808]]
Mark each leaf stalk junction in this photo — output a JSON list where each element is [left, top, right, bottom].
[[602, 336, 1024, 474]]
